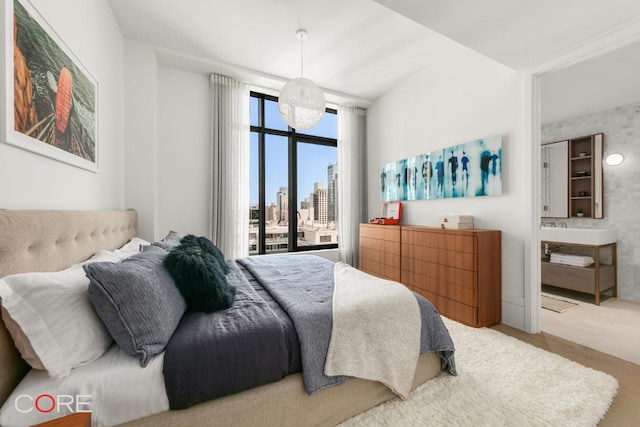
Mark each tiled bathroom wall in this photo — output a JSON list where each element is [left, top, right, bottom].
[[542, 101, 639, 302]]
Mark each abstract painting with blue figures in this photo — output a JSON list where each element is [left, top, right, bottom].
[[380, 135, 502, 202]]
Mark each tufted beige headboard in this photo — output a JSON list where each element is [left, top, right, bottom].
[[0, 209, 138, 406]]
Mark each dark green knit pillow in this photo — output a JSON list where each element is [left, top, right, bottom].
[[163, 236, 235, 312], [180, 234, 230, 274]]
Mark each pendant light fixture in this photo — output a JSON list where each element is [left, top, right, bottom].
[[278, 29, 326, 130]]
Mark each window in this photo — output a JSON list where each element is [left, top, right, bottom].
[[249, 92, 338, 255]]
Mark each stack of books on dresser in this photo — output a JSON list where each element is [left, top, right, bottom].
[[431, 215, 474, 230]]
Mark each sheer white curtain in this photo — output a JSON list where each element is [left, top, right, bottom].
[[337, 106, 367, 266], [209, 74, 250, 259]]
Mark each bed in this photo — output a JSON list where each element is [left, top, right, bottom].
[[0, 209, 454, 426]]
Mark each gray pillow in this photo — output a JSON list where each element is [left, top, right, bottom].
[[84, 245, 186, 367], [152, 230, 183, 251]]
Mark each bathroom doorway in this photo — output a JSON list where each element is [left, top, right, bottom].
[[535, 40, 640, 365]]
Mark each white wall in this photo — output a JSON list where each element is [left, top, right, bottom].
[[156, 66, 210, 238], [367, 41, 526, 329], [0, 0, 125, 210], [541, 41, 640, 125], [123, 41, 213, 241], [123, 41, 158, 240]]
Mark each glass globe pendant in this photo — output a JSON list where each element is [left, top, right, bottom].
[[278, 29, 325, 130]]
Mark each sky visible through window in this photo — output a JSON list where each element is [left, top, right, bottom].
[[249, 101, 337, 206]]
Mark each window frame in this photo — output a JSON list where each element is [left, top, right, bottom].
[[250, 91, 338, 255]]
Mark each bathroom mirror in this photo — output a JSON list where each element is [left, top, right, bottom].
[[540, 140, 568, 218], [541, 133, 604, 219]]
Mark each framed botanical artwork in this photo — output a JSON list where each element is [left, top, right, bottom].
[[1, 0, 98, 172]]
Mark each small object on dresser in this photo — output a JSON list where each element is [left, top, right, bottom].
[[576, 170, 589, 177], [441, 214, 474, 223], [432, 222, 475, 230], [370, 202, 402, 225], [432, 214, 474, 230]]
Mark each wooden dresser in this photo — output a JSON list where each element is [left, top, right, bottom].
[[359, 224, 501, 327]]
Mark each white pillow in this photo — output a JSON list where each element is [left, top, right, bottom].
[[114, 237, 151, 258], [0, 238, 150, 378], [0, 344, 168, 427]]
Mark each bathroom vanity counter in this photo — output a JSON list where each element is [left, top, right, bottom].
[[541, 240, 617, 305]]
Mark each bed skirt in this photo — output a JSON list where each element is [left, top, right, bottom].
[[119, 352, 442, 427]]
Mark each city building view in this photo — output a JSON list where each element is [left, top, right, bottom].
[[249, 94, 338, 254], [249, 163, 339, 254]]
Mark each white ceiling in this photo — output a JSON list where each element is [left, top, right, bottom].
[[108, 0, 640, 106], [107, 0, 446, 106], [374, 0, 640, 69], [541, 41, 640, 124]]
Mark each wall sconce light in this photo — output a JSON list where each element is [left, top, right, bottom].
[[604, 153, 624, 166]]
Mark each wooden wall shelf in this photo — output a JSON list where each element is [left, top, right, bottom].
[[568, 133, 603, 218]]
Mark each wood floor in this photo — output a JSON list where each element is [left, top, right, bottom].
[[493, 323, 640, 426]]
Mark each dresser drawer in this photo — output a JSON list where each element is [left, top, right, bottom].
[[402, 243, 477, 271], [402, 229, 476, 254], [402, 270, 477, 306], [409, 287, 478, 327], [360, 224, 400, 241]]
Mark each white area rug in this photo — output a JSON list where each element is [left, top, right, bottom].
[[340, 317, 618, 427]]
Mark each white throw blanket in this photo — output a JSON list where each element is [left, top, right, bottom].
[[324, 262, 421, 399]]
